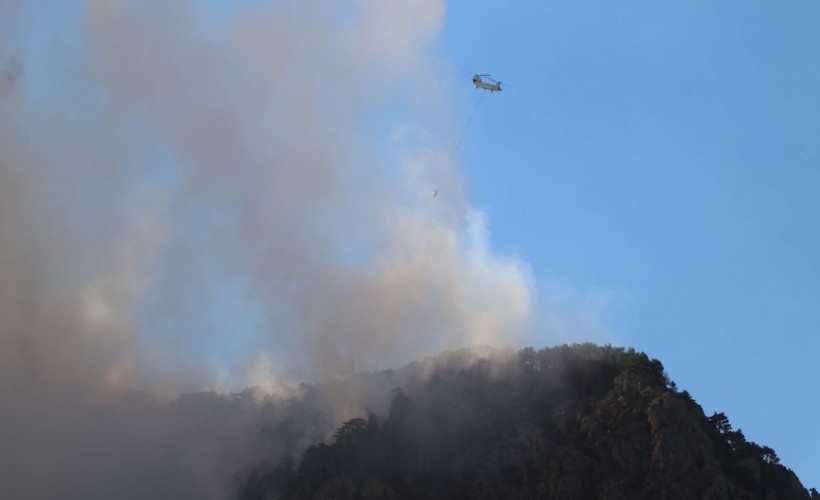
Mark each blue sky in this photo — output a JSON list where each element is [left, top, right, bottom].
[[441, 1, 819, 487]]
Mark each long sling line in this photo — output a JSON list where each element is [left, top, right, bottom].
[[449, 88, 486, 164]]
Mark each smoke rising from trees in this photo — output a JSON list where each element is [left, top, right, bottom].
[[0, 1, 533, 497]]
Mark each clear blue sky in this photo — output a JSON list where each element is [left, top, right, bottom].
[[442, 2, 819, 488]]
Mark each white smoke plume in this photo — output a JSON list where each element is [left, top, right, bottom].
[[0, 1, 534, 497]]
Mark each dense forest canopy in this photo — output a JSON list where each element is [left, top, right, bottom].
[[240, 344, 817, 500]]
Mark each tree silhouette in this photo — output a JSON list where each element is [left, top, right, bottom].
[[240, 345, 813, 500]]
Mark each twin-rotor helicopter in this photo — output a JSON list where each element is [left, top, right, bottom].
[[471, 73, 504, 92], [432, 71, 505, 198]]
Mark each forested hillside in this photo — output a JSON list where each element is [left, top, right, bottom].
[[240, 344, 816, 500]]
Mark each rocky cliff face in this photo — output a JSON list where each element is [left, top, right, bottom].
[[240, 344, 815, 499]]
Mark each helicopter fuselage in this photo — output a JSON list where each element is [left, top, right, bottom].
[[472, 75, 502, 92]]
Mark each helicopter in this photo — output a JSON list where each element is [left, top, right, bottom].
[[472, 74, 503, 92]]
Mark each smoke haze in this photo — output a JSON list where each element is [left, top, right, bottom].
[[1, 1, 534, 497]]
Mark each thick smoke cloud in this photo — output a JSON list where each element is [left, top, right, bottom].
[[0, 1, 534, 497]]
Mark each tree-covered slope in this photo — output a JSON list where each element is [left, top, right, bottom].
[[241, 344, 816, 500]]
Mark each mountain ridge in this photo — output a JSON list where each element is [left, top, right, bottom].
[[240, 344, 817, 499]]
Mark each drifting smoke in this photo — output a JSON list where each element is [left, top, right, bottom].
[[0, 1, 533, 497]]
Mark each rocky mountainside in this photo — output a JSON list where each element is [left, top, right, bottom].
[[240, 344, 817, 499]]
